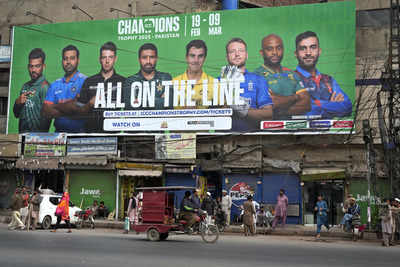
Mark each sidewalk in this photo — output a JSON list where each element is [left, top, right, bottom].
[[0, 210, 379, 240], [93, 219, 379, 240]]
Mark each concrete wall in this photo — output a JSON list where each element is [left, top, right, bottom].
[[0, 0, 391, 179]]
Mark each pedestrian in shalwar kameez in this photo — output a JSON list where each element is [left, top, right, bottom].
[[272, 189, 288, 229], [314, 194, 330, 238], [380, 198, 393, 247], [243, 195, 256, 236], [127, 192, 139, 225], [51, 191, 71, 233]]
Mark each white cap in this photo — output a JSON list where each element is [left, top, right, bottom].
[[395, 198, 400, 202], [207, 192, 211, 196], [222, 189, 227, 193]]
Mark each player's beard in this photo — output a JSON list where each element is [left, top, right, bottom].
[[264, 54, 282, 69], [298, 55, 319, 72], [29, 71, 41, 81], [64, 64, 78, 77], [141, 63, 156, 74]]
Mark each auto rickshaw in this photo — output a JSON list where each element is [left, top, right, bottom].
[[131, 186, 219, 243]]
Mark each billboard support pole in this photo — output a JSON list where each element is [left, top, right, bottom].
[[223, 0, 238, 10], [115, 171, 120, 221]]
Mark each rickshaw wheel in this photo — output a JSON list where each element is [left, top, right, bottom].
[[147, 228, 160, 241], [160, 233, 169, 241], [201, 224, 219, 243]]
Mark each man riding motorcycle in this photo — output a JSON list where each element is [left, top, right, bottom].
[[180, 191, 200, 232]]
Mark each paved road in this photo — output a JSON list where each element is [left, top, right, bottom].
[[0, 224, 399, 267]]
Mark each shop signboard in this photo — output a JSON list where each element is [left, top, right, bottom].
[[0, 46, 11, 62], [155, 133, 196, 159], [8, 1, 355, 134], [67, 137, 117, 155], [24, 133, 66, 157]]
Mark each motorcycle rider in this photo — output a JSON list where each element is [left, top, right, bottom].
[[201, 192, 216, 224], [180, 191, 199, 232], [343, 197, 361, 232]]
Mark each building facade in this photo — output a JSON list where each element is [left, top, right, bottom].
[[0, 0, 392, 226]]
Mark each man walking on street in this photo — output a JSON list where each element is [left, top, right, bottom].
[[8, 188, 25, 230], [272, 189, 288, 229], [315, 194, 330, 238], [221, 190, 232, 226]]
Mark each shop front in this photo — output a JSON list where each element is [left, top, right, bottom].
[[301, 168, 346, 226], [15, 158, 65, 193], [68, 168, 116, 216], [223, 172, 302, 224], [0, 169, 17, 209], [349, 177, 390, 225], [117, 162, 163, 220]]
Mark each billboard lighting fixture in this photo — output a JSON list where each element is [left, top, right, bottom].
[[72, 4, 94, 20], [110, 8, 134, 17], [25, 11, 53, 23], [152, 1, 181, 14]]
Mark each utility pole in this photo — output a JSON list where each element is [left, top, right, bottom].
[[379, 0, 400, 196], [363, 119, 375, 231]]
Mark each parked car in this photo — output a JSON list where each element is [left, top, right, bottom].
[[38, 194, 81, 230]]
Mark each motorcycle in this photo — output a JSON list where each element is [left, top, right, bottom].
[[214, 209, 226, 233], [181, 210, 220, 243], [350, 215, 366, 241], [75, 208, 95, 229]]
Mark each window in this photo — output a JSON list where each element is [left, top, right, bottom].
[[357, 9, 390, 28], [0, 97, 7, 115]]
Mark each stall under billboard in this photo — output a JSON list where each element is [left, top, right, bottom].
[[7, 1, 355, 135]]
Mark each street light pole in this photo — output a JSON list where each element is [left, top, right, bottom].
[[363, 119, 375, 231]]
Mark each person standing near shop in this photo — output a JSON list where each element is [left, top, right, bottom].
[[20, 186, 30, 227], [314, 194, 330, 238], [221, 190, 232, 226], [380, 198, 394, 247], [51, 191, 71, 233], [8, 188, 25, 230], [127, 192, 139, 225], [272, 189, 288, 229], [29, 189, 42, 231], [243, 195, 256, 236]]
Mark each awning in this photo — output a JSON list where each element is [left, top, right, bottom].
[[64, 156, 108, 166], [118, 169, 162, 177], [301, 168, 346, 181], [16, 158, 62, 170]]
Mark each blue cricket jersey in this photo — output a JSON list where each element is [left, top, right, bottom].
[[295, 66, 352, 119], [45, 71, 87, 132]]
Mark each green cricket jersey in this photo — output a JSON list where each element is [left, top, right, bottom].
[[13, 75, 50, 133]]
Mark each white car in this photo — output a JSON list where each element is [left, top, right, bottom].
[[38, 194, 81, 229]]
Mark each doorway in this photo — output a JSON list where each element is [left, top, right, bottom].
[[303, 180, 344, 226]]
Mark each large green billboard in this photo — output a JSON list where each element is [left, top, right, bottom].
[[8, 1, 355, 134]]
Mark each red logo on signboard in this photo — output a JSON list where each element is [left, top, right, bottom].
[[230, 182, 254, 200], [333, 121, 353, 128], [262, 121, 284, 129]]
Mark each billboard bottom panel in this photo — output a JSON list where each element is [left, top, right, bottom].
[[104, 117, 232, 131]]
